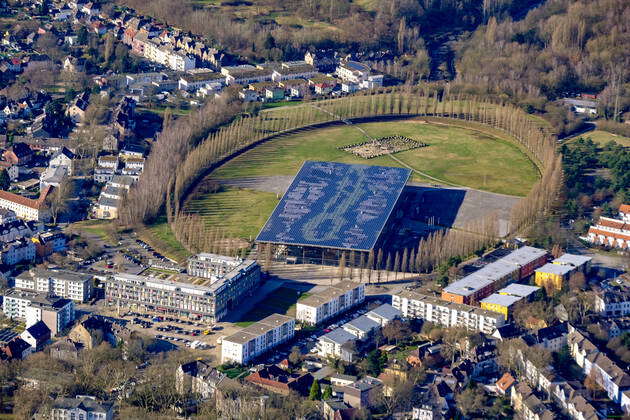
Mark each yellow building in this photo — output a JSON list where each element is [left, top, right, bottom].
[[534, 263, 573, 293], [479, 294, 523, 320]]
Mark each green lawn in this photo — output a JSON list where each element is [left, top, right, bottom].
[[568, 130, 630, 147], [236, 287, 304, 325], [70, 220, 117, 244], [183, 187, 279, 241], [212, 119, 539, 196], [139, 215, 191, 263]]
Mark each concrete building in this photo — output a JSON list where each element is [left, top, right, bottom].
[[552, 253, 592, 273], [586, 216, 630, 249], [15, 268, 93, 302], [2, 289, 74, 335], [342, 376, 383, 409], [221, 314, 295, 365], [496, 283, 541, 300], [296, 281, 365, 325], [342, 315, 380, 340], [535, 263, 574, 293], [50, 395, 114, 420], [0, 187, 51, 221], [480, 293, 523, 320], [0, 237, 35, 265], [365, 303, 402, 326], [393, 291, 505, 334], [176, 359, 236, 398], [105, 266, 260, 322]]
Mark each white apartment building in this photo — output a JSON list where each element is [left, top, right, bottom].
[[1, 238, 35, 265], [2, 289, 75, 335], [595, 289, 630, 317], [393, 291, 505, 334], [221, 314, 295, 365], [0, 189, 49, 221], [317, 328, 357, 362], [15, 268, 93, 303], [296, 281, 365, 325], [50, 395, 114, 420], [586, 216, 630, 249]]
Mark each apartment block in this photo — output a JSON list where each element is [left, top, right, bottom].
[[221, 314, 295, 365], [393, 290, 505, 334], [15, 268, 93, 303], [296, 281, 365, 325], [2, 289, 74, 336], [105, 265, 260, 322]]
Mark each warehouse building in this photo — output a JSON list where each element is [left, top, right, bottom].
[[393, 290, 505, 334], [296, 281, 365, 325], [105, 260, 261, 322], [221, 314, 295, 365]]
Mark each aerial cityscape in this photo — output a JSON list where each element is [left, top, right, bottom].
[[0, 0, 627, 419]]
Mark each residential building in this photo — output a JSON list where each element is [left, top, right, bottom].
[[563, 98, 597, 115], [221, 314, 295, 364], [535, 263, 574, 293], [317, 328, 357, 362], [68, 315, 130, 350], [586, 215, 630, 249], [50, 338, 82, 361], [2, 289, 74, 335], [2, 142, 33, 165], [176, 360, 237, 398], [50, 395, 114, 420], [245, 365, 313, 396], [295, 281, 365, 325], [342, 376, 383, 409], [550, 382, 598, 420], [365, 303, 401, 326], [523, 323, 569, 352], [0, 187, 51, 221], [568, 329, 630, 412], [271, 63, 317, 82], [15, 268, 93, 302], [480, 293, 522, 320], [619, 204, 630, 223], [66, 91, 90, 124], [49, 147, 75, 176], [33, 231, 68, 258], [500, 246, 549, 280], [496, 372, 515, 395], [225, 68, 273, 85], [342, 315, 380, 340], [336, 61, 370, 84], [178, 71, 225, 91], [510, 382, 555, 420], [2, 337, 32, 360], [0, 237, 35, 265], [20, 320, 50, 351], [393, 291, 505, 334], [594, 289, 630, 317], [322, 400, 355, 420]]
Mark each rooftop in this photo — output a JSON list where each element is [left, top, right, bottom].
[[497, 283, 540, 298], [224, 314, 294, 345], [500, 246, 547, 267], [256, 161, 411, 251], [535, 263, 574, 276], [480, 293, 523, 307], [319, 328, 356, 346], [552, 253, 592, 267], [366, 303, 401, 322]]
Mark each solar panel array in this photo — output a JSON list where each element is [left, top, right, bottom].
[[256, 161, 411, 251]]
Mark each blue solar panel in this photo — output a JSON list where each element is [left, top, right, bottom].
[[256, 161, 411, 251]]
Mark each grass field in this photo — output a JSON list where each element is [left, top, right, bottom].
[[184, 187, 279, 241], [70, 220, 117, 244], [568, 130, 630, 147], [234, 286, 305, 327], [212, 119, 539, 196], [138, 216, 191, 263]]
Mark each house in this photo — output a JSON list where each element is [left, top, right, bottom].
[[496, 372, 515, 395], [66, 91, 90, 124], [176, 360, 237, 398], [40, 165, 68, 189], [20, 320, 50, 351], [49, 147, 75, 176], [563, 98, 597, 115], [2, 337, 32, 360], [279, 78, 310, 98], [0, 237, 36, 265], [50, 395, 114, 420], [342, 376, 383, 408], [68, 315, 129, 350], [619, 204, 630, 223], [550, 382, 598, 420], [586, 214, 630, 249], [245, 365, 314, 396], [49, 338, 82, 361], [322, 399, 356, 420], [3, 142, 33, 165], [62, 56, 86, 73], [330, 374, 357, 387], [595, 288, 630, 317], [271, 64, 317, 82], [510, 382, 555, 420]]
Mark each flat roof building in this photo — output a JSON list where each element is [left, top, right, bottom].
[[535, 263, 575, 293], [480, 294, 523, 320], [497, 283, 541, 299], [15, 268, 93, 303], [105, 259, 261, 322], [296, 281, 365, 325], [221, 314, 295, 365], [552, 253, 592, 273], [2, 289, 74, 336], [393, 290, 505, 334]]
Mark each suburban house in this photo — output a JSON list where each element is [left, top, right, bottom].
[[245, 365, 314, 396], [20, 320, 50, 351], [176, 360, 238, 398], [3, 142, 33, 165], [586, 214, 630, 249]]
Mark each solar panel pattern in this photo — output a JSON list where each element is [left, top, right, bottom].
[[256, 161, 411, 251]]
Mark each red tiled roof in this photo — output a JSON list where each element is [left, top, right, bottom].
[[588, 227, 630, 242], [496, 372, 515, 392], [0, 186, 51, 210], [596, 218, 627, 230], [620, 204, 630, 214]]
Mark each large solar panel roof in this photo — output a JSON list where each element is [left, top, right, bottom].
[[256, 161, 411, 251]]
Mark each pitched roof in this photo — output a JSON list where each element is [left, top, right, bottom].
[[25, 320, 50, 340], [0, 186, 51, 210], [496, 372, 515, 392], [620, 204, 630, 214]]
